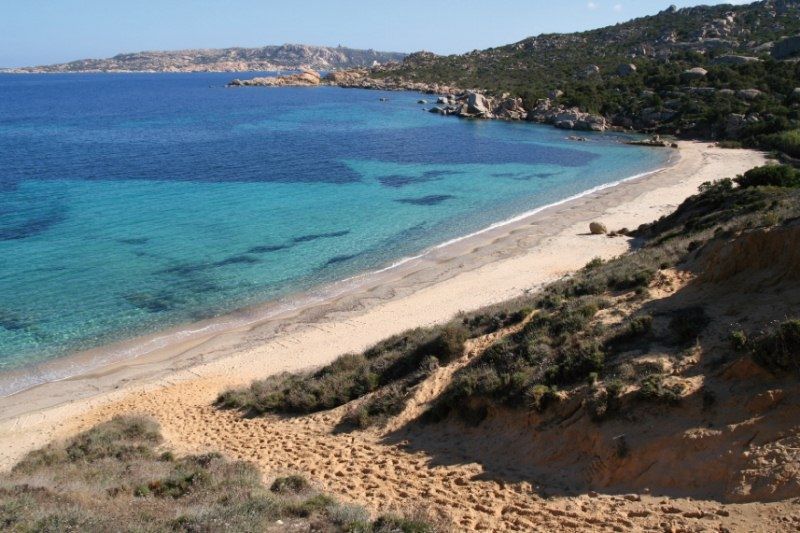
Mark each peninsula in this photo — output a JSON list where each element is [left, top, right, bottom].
[[3, 43, 406, 73]]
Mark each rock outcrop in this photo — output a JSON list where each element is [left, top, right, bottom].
[[527, 98, 607, 131], [323, 69, 460, 95], [771, 35, 800, 59], [230, 71, 609, 130], [582, 65, 601, 78], [682, 67, 708, 80], [426, 92, 527, 121], [737, 88, 763, 100], [229, 69, 321, 87], [713, 54, 762, 65], [466, 92, 492, 117]]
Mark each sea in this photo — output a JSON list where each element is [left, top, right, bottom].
[[0, 72, 670, 395]]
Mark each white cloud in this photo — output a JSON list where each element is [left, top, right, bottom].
[[587, 1, 598, 9], [613, 3, 623, 11]]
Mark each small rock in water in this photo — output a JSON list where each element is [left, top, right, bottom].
[[417, 99, 428, 104], [379, 97, 388, 102], [590, 222, 608, 235]]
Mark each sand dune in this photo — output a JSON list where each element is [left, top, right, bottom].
[[67, 320, 797, 531]]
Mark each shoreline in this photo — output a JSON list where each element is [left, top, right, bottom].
[[0, 141, 766, 470], [0, 162, 673, 400]]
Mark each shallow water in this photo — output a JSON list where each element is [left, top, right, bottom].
[[0, 72, 669, 383]]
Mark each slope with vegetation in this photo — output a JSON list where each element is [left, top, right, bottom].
[[364, 1, 800, 155], [0, 415, 438, 532], [219, 163, 800, 505]]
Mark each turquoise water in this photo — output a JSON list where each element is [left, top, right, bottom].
[[0, 73, 669, 393]]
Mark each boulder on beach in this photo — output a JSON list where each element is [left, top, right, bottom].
[[590, 222, 608, 235]]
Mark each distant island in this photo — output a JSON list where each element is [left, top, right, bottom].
[[2, 43, 407, 73]]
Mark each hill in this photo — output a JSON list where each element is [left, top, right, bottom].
[[5, 44, 406, 73], [342, 0, 800, 154]]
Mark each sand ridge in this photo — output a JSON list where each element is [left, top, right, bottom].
[[70, 320, 798, 532]]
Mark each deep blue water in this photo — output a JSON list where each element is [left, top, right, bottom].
[[0, 73, 669, 390]]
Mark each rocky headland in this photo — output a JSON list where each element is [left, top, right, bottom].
[[228, 68, 611, 132], [228, 68, 322, 87], [227, 1, 800, 151]]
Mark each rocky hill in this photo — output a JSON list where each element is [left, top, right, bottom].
[[226, 2, 800, 158], [5, 44, 406, 73], [375, 0, 800, 92], [362, 1, 800, 152]]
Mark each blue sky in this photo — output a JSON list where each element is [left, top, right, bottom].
[[1, 1, 751, 67]]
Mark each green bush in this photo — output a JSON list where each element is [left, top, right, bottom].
[[1, 417, 435, 532], [669, 307, 709, 346], [270, 475, 310, 495], [345, 383, 409, 428], [735, 165, 800, 189], [751, 319, 800, 374], [730, 330, 748, 351], [525, 384, 558, 412], [373, 514, 436, 533], [422, 324, 469, 363], [216, 323, 467, 418], [588, 379, 624, 421], [545, 339, 605, 385], [637, 374, 684, 404], [717, 140, 743, 149], [14, 415, 161, 473], [758, 129, 800, 159], [606, 315, 653, 349]]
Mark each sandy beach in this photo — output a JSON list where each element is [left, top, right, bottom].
[[0, 141, 774, 529]]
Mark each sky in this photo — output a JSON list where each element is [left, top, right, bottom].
[[1, 0, 753, 67]]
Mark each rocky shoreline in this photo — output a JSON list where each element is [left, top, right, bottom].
[[228, 69, 615, 133]]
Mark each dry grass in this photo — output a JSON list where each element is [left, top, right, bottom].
[[0, 415, 439, 532]]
